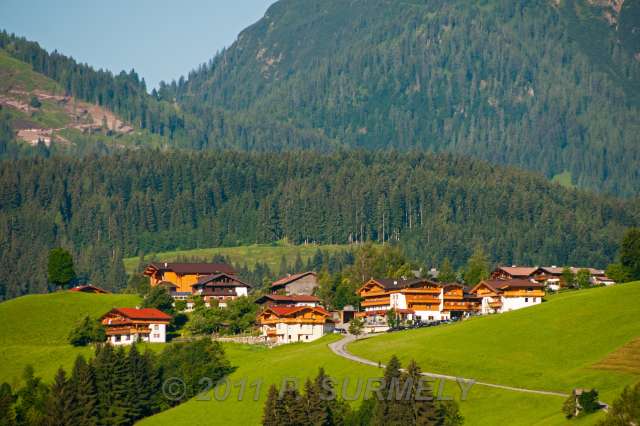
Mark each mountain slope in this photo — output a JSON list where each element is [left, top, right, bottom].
[[177, 0, 640, 195], [0, 291, 140, 384]]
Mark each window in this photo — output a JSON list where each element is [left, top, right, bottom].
[[124, 335, 130, 341], [305, 336, 309, 340], [153, 333, 160, 338], [115, 335, 121, 342], [288, 335, 291, 340], [154, 325, 159, 330], [533, 298, 537, 302], [525, 298, 529, 302]]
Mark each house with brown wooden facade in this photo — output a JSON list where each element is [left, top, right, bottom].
[[144, 262, 237, 293], [470, 279, 545, 314], [191, 273, 251, 307], [144, 263, 252, 309], [101, 308, 172, 345], [356, 278, 480, 331], [257, 305, 334, 344], [490, 265, 614, 290]]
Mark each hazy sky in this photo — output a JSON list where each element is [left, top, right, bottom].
[[0, 0, 275, 89]]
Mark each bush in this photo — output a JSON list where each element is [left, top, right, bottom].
[[159, 339, 233, 400], [68, 316, 106, 346]]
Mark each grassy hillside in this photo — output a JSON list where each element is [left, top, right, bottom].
[[124, 242, 356, 274], [0, 291, 140, 384], [140, 337, 569, 426], [350, 283, 640, 408]]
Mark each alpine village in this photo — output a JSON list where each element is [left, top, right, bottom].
[[1, 0, 640, 425]]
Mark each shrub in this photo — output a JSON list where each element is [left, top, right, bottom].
[[68, 316, 105, 346]]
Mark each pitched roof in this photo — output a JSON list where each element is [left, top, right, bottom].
[[265, 305, 331, 317], [255, 294, 320, 304], [193, 273, 251, 287], [371, 277, 440, 291], [106, 308, 172, 321], [495, 266, 540, 277], [69, 285, 110, 294], [145, 262, 236, 276], [271, 272, 317, 288], [473, 279, 543, 294]]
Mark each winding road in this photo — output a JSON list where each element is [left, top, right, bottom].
[[329, 333, 571, 398]]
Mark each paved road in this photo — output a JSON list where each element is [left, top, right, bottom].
[[329, 334, 570, 398]]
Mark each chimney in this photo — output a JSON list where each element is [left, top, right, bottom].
[[164, 262, 168, 268]]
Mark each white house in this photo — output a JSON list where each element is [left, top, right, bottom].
[[257, 305, 334, 344], [101, 308, 172, 345], [470, 279, 545, 314]]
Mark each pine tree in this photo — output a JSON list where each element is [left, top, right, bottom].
[[303, 379, 326, 426], [282, 383, 306, 426], [404, 360, 436, 425], [372, 355, 403, 426], [110, 346, 132, 424], [438, 258, 456, 283], [44, 368, 74, 426], [69, 356, 98, 426], [262, 385, 280, 426], [126, 344, 152, 421], [0, 383, 16, 426]]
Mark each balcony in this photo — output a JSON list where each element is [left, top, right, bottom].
[[361, 297, 390, 307], [488, 300, 503, 309]]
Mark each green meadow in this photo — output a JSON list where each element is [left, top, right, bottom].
[[0, 291, 140, 385], [124, 242, 355, 274], [349, 283, 640, 416], [1, 284, 638, 425], [139, 337, 571, 426]]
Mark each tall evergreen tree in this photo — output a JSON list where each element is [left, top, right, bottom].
[[620, 228, 640, 280], [44, 368, 74, 426], [69, 356, 98, 426], [463, 246, 489, 286], [262, 385, 280, 426], [47, 248, 76, 290]]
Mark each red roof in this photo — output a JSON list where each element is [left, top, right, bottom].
[[267, 305, 330, 317], [108, 308, 172, 321], [271, 272, 316, 288], [69, 285, 110, 294]]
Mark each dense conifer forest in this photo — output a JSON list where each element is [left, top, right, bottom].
[[2, 0, 640, 195], [1, 150, 638, 300]]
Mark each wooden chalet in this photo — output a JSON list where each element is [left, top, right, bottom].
[[257, 305, 334, 344], [356, 278, 479, 330], [271, 272, 318, 295], [254, 294, 320, 308], [191, 273, 251, 307], [490, 266, 542, 280], [101, 308, 171, 345], [470, 279, 545, 314], [143, 262, 236, 293]]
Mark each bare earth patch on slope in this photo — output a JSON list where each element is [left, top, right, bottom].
[[593, 337, 640, 375]]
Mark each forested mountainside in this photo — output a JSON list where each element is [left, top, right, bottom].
[[2, 0, 640, 195], [1, 150, 638, 299], [175, 0, 640, 195]]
